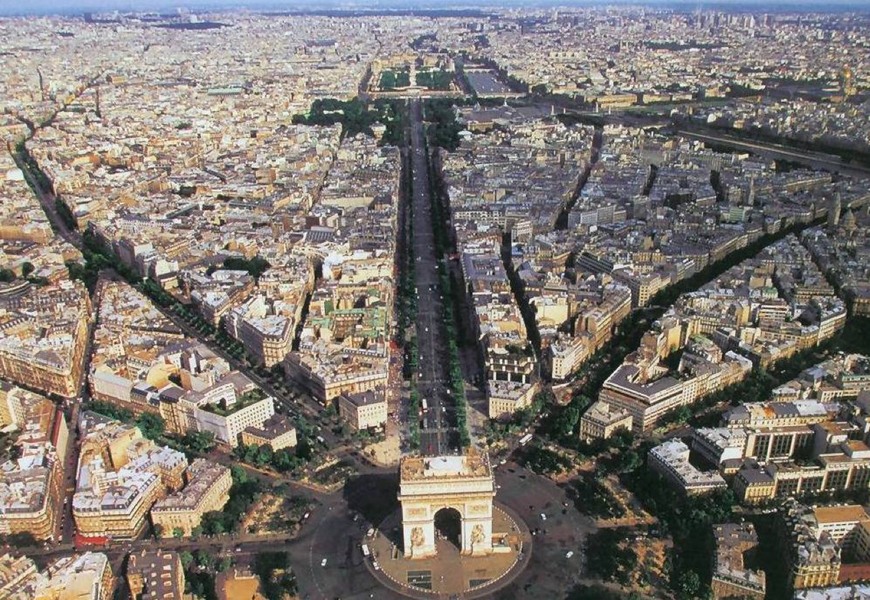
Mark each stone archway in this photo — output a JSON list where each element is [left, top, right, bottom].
[[398, 451, 495, 559], [434, 506, 462, 549]]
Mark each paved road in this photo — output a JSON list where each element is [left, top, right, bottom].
[[490, 461, 595, 599], [409, 98, 456, 456], [293, 458, 595, 600]]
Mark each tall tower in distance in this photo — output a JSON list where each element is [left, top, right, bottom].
[[36, 67, 45, 101], [828, 193, 842, 229]]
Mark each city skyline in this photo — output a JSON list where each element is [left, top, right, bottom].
[[5, 0, 870, 17]]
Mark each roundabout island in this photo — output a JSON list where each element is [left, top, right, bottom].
[[363, 449, 532, 598], [366, 502, 531, 598]]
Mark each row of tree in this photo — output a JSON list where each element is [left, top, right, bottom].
[[426, 132, 470, 447]]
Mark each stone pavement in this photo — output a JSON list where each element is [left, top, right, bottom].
[[366, 505, 531, 598]]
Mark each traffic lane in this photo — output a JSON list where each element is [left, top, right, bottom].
[[493, 462, 594, 598], [294, 476, 406, 600], [409, 102, 453, 453]]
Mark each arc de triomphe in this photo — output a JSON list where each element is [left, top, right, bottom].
[[397, 449, 495, 559]]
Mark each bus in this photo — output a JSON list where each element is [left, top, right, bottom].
[[519, 433, 533, 446], [361, 544, 371, 558]]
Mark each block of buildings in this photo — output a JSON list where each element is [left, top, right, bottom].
[[33, 553, 114, 600], [151, 459, 232, 537], [779, 500, 845, 591], [73, 420, 186, 541], [0, 384, 68, 541], [0, 553, 39, 598], [0, 552, 115, 600], [192, 394, 276, 449], [0, 281, 91, 399]]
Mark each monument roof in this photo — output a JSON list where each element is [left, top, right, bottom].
[[400, 449, 492, 481]]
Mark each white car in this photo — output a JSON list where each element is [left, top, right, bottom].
[[565, 551, 574, 559], [321, 558, 328, 567], [540, 513, 547, 521]]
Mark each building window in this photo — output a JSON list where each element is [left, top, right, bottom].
[[826, 470, 850, 491]]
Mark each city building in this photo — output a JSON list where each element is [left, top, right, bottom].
[[710, 522, 766, 600], [487, 380, 537, 420], [151, 459, 232, 537], [240, 414, 298, 451], [0, 282, 91, 399], [193, 395, 276, 448], [647, 439, 727, 495], [338, 389, 388, 431], [33, 553, 114, 600], [579, 400, 633, 442], [73, 420, 186, 541], [0, 553, 39, 598], [0, 385, 68, 541], [126, 549, 185, 600]]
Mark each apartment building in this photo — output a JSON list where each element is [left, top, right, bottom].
[[283, 347, 388, 404], [599, 351, 753, 434], [151, 459, 231, 537], [710, 523, 766, 600], [487, 380, 537, 420], [549, 336, 589, 382], [0, 300, 91, 399], [0, 386, 68, 541], [126, 550, 184, 600], [579, 400, 633, 442], [226, 299, 294, 367], [0, 551, 115, 600], [34, 553, 114, 600], [0, 553, 39, 597], [240, 414, 298, 451], [338, 389, 388, 431], [648, 439, 727, 495], [734, 445, 870, 505], [73, 421, 186, 541], [780, 500, 844, 591]]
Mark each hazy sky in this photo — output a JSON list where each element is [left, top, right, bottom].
[[3, 0, 868, 17]]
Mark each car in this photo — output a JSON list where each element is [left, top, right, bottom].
[[373, 561, 381, 571], [321, 558, 327, 567], [566, 551, 574, 559], [540, 513, 547, 521]]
